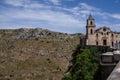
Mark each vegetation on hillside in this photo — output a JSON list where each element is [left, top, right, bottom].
[[0, 29, 82, 80], [62, 45, 100, 80]]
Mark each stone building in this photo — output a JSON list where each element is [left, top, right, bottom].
[[86, 14, 120, 48]]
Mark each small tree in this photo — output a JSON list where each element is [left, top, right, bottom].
[[62, 46, 99, 80], [62, 72, 72, 80]]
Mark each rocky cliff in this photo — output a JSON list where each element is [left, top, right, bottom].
[[0, 28, 83, 80]]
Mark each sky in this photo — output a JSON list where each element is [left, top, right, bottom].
[[0, 0, 120, 34]]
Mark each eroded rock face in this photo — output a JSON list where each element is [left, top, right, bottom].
[[0, 28, 83, 80], [12, 28, 72, 40], [36, 50, 46, 56]]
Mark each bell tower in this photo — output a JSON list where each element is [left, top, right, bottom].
[[86, 14, 96, 45]]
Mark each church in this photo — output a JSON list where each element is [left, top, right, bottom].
[[85, 14, 120, 48]]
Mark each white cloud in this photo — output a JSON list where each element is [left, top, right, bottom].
[[4, 0, 50, 9], [1, 0, 120, 33], [0, 3, 85, 33], [2, 8, 83, 28], [111, 14, 120, 19], [79, 3, 100, 12], [2, 0, 86, 28], [4, 0, 25, 7], [49, 0, 60, 5]]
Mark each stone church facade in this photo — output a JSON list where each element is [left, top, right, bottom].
[[86, 14, 120, 48]]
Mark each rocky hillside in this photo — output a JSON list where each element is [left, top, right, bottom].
[[0, 28, 83, 80]]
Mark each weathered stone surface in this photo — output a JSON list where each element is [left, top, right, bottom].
[[107, 61, 120, 80], [0, 28, 82, 80]]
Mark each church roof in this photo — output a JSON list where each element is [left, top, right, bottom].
[[95, 26, 112, 32], [88, 14, 94, 20]]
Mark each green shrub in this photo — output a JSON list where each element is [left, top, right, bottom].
[[62, 45, 99, 80], [62, 72, 72, 80]]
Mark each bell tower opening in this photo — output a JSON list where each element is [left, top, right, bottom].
[[90, 21, 93, 25], [86, 14, 95, 27], [91, 29, 93, 34]]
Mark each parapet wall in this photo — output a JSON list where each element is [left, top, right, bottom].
[[107, 61, 120, 80]]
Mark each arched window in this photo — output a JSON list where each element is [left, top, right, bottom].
[[91, 29, 93, 35], [96, 34, 98, 38], [116, 41, 118, 45], [101, 32, 103, 35], [107, 32, 109, 35], [90, 21, 93, 25], [112, 34, 114, 37], [103, 28, 106, 31], [112, 41, 114, 47]]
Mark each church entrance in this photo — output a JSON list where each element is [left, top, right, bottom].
[[103, 40, 107, 46]]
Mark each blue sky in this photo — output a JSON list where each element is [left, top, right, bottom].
[[0, 0, 120, 33]]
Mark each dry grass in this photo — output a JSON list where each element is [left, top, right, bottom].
[[0, 29, 81, 80]]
